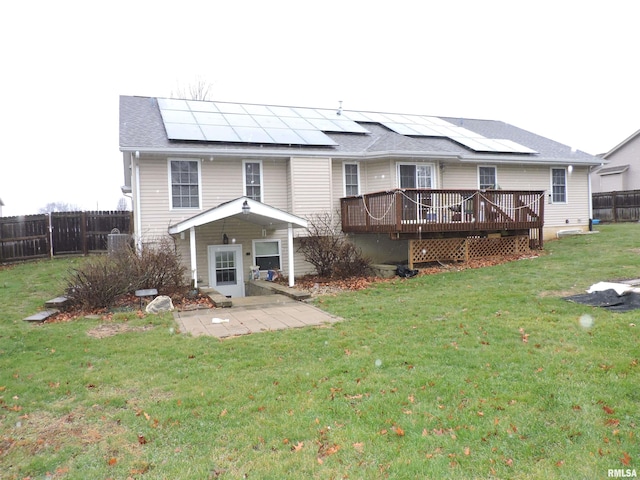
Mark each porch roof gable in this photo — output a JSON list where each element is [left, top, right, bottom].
[[167, 197, 308, 234]]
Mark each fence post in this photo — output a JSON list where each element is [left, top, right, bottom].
[[81, 211, 88, 255], [48, 213, 54, 258]]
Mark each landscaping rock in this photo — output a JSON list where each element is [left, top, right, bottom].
[[145, 295, 174, 314]]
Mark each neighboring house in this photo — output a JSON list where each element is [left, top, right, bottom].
[[119, 96, 602, 295], [590, 129, 640, 193]]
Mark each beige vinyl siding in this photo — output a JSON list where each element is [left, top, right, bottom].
[[261, 158, 289, 209], [546, 166, 591, 227], [200, 157, 244, 206], [289, 157, 333, 219], [138, 156, 188, 240], [330, 159, 367, 211], [440, 163, 478, 189], [367, 159, 396, 191]]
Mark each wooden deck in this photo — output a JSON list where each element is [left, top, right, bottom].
[[341, 189, 545, 248]]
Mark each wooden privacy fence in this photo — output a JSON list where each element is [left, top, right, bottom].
[[592, 190, 640, 222], [0, 211, 133, 263]]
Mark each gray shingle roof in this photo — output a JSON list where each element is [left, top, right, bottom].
[[120, 95, 601, 165]]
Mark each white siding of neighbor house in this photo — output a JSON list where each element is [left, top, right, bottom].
[[592, 133, 640, 193]]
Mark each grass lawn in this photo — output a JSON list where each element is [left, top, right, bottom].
[[1, 224, 639, 479]]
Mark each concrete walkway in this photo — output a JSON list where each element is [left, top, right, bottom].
[[173, 294, 341, 338]]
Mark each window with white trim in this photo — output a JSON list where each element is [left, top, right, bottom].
[[478, 166, 497, 189], [170, 159, 200, 209], [243, 160, 263, 201], [551, 168, 567, 203], [344, 163, 359, 196], [253, 239, 281, 271], [398, 164, 433, 188]]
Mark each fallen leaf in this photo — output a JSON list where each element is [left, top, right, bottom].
[[353, 442, 364, 452], [392, 425, 405, 436], [108, 457, 118, 466], [138, 434, 147, 445], [621, 451, 632, 466], [291, 441, 304, 452], [603, 405, 615, 415], [464, 446, 471, 456]]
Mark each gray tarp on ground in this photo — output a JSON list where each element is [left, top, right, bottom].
[[564, 289, 640, 312]]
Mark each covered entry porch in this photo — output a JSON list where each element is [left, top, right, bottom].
[[168, 197, 308, 296]]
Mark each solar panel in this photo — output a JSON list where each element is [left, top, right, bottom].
[[164, 123, 205, 141], [157, 98, 537, 153], [157, 98, 364, 146], [200, 125, 240, 142]]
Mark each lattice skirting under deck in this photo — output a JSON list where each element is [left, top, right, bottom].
[[409, 235, 530, 267]]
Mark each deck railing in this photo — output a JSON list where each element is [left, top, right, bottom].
[[341, 189, 545, 246]]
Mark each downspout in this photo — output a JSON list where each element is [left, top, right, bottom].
[[588, 165, 594, 231], [134, 152, 143, 252], [190, 226, 197, 288], [288, 223, 295, 287]]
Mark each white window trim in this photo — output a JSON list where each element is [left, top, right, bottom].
[[243, 159, 264, 202], [168, 158, 202, 210], [550, 167, 568, 204], [478, 165, 498, 190], [343, 162, 360, 196], [252, 239, 281, 271], [396, 162, 436, 189]]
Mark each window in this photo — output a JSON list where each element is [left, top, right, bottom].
[[344, 163, 359, 196], [244, 160, 262, 201], [551, 168, 567, 203], [398, 164, 433, 188], [479, 166, 497, 189], [253, 240, 281, 271], [170, 159, 200, 209]]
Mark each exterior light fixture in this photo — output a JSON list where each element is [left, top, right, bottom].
[[242, 200, 250, 215]]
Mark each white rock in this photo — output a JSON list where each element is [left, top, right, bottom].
[[145, 295, 174, 314]]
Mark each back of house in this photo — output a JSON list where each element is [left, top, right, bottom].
[[119, 96, 602, 295]]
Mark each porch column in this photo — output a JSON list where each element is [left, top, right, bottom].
[[287, 223, 295, 287], [190, 226, 198, 288]]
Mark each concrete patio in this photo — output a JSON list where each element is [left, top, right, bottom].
[[173, 294, 341, 338]]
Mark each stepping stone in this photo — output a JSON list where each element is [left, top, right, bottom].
[[45, 296, 69, 309], [24, 310, 59, 323]]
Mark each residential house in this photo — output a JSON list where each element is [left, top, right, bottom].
[[590, 129, 640, 193], [119, 96, 602, 296]]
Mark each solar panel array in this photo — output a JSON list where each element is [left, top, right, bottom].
[[339, 111, 538, 154], [158, 98, 368, 146], [157, 98, 537, 154]]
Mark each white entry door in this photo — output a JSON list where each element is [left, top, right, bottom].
[[208, 245, 245, 297]]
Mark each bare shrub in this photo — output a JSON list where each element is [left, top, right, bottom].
[[65, 256, 130, 310], [65, 237, 189, 310], [121, 237, 189, 296], [298, 212, 371, 279]]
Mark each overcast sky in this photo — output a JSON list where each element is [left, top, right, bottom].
[[2, 1, 638, 217]]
